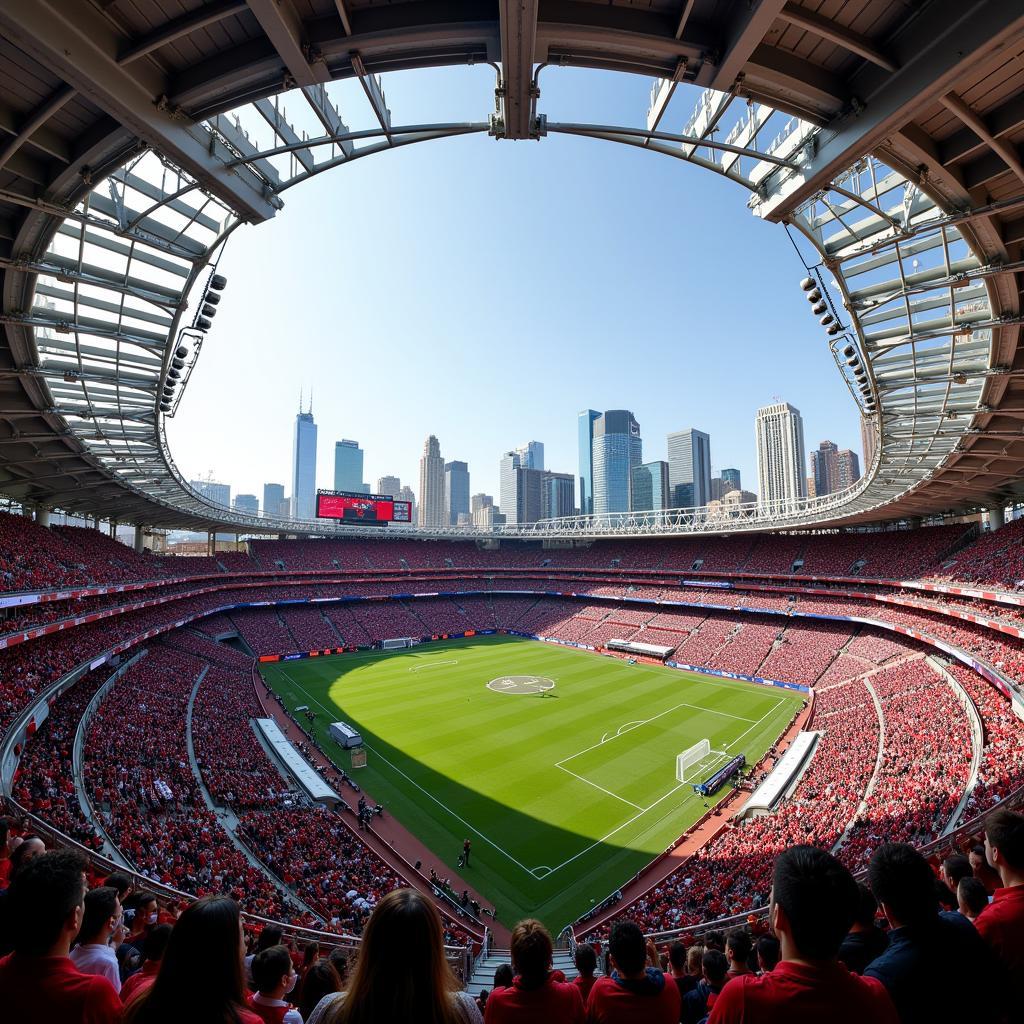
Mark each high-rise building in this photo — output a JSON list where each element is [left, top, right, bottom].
[[444, 460, 470, 526], [473, 504, 506, 527], [836, 449, 861, 491], [333, 439, 365, 493], [755, 402, 806, 507], [262, 483, 286, 518], [191, 479, 230, 508], [541, 472, 575, 519], [398, 484, 415, 523], [418, 435, 445, 527], [861, 414, 877, 472], [515, 441, 545, 471], [377, 475, 401, 497], [499, 451, 521, 524], [667, 428, 711, 508], [500, 451, 543, 524], [471, 493, 493, 515], [631, 461, 669, 511], [721, 468, 741, 492], [577, 410, 600, 517], [806, 475, 817, 499], [811, 440, 840, 496], [233, 493, 258, 515], [291, 399, 317, 520], [592, 410, 642, 515]]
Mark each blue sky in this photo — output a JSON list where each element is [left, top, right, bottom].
[[168, 65, 861, 506]]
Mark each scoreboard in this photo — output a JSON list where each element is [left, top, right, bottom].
[[316, 490, 412, 524]]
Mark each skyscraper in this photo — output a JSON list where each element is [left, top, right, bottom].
[[233, 493, 258, 515], [755, 402, 807, 507], [631, 461, 669, 511], [291, 398, 317, 520], [515, 441, 545, 471], [667, 428, 712, 508], [191, 479, 230, 508], [333, 439, 365, 493], [471, 493, 493, 514], [592, 410, 642, 515], [377, 475, 401, 497], [444, 460, 470, 525], [499, 451, 544, 523], [541, 472, 575, 519], [810, 440, 840, 496], [418, 435, 445, 527], [721, 468, 741, 492], [262, 482, 286, 518], [499, 451, 521, 524], [836, 449, 861, 491], [577, 410, 600, 517]]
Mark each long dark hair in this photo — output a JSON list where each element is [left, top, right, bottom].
[[298, 961, 342, 1020], [324, 889, 459, 1024], [124, 896, 250, 1024]]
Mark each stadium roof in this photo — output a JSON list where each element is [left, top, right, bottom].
[[2, 1, 1024, 538]]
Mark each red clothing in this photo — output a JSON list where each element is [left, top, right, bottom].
[[485, 974, 585, 1024], [573, 974, 597, 1003], [120, 960, 160, 1007], [247, 994, 289, 1024], [974, 884, 1024, 984], [0, 952, 122, 1024], [707, 960, 898, 1024], [585, 972, 680, 1024]]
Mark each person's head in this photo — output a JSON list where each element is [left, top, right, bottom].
[[756, 935, 780, 973], [770, 845, 858, 961], [493, 963, 514, 989], [726, 929, 752, 968], [142, 923, 172, 964], [327, 947, 348, 984], [8, 835, 44, 881], [686, 945, 705, 976], [123, 896, 247, 1024], [510, 919, 553, 985], [851, 883, 878, 931], [323, 888, 458, 1024], [702, 949, 729, 989], [702, 929, 725, 952], [607, 920, 646, 978], [126, 892, 158, 933], [102, 871, 134, 901], [667, 941, 687, 975], [302, 941, 320, 967], [298, 961, 342, 1021], [868, 843, 938, 928], [940, 854, 972, 891], [254, 924, 284, 954], [969, 844, 987, 873], [77, 886, 121, 945], [252, 944, 297, 1000], [7, 850, 88, 956], [575, 942, 597, 978], [984, 809, 1024, 884], [957, 877, 989, 920]]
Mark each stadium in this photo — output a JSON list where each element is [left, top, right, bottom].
[[1, 2, 1024, 1023]]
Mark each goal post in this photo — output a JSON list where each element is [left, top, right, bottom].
[[676, 739, 711, 782], [382, 637, 415, 650]]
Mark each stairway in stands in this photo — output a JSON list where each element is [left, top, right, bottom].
[[467, 948, 588, 991]]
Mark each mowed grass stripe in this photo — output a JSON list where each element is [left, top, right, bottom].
[[265, 636, 803, 928]]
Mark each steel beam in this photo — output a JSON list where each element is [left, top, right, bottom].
[[246, 0, 331, 88], [705, 0, 787, 91], [755, 1, 1024, 222], [0, 0, 279, 224], [498, 0, 540, 139]]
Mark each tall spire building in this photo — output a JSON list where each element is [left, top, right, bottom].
[[418, 435, 446, 527], [755, 402, 806, 508], [291, 392, 317, 520]]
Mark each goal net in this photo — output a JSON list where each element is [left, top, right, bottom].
[[382, 637, 415, 650], [676, 739, 712, 782]]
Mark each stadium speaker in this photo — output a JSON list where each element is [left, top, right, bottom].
[[171, 358, 185, 371], [843, 344, 856, 358], [196, 316, 213, 331], [800, 277, 816, 291], [159, 402, 171, 412], [819, 314, 834, 326], [806, 289, 822, 303], [210, 274, 227, 291], [811, 300, 827, 315], [204, 291, 221, 306], [846, 355, 860, 367], [201, 303, 217, 318], [167, 369, 181, 381], [175, 346, 189, 359], [827, 323, 842, 336]]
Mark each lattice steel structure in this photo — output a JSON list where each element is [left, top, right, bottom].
[[1, 1, 1024, 538]]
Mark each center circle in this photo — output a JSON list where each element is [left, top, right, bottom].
[[487, 675, 556, 695]]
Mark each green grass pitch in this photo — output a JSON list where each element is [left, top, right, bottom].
[[261, 635, 803, 930]]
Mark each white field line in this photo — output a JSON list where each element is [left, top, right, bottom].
[[279, 671, 538, 877], [724, 698, 786, 752], [556, 764, 644, 811], [409, 659, 459, 672]]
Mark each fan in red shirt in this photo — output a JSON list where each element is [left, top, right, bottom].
[[484, 919, 584, 1024], [584, 920, 680, 1024], [976, 808, 1024, 986], [708, 846, 898, 1024], [120, 924, 171, 1009], [572, 943, 599, 1005], [0, 849, 121, 1024]]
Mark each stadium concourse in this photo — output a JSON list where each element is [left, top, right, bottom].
[[0, 519, 1022, 1019]]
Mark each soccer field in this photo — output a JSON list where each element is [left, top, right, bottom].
[[261, 635, 803, 929]]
